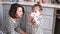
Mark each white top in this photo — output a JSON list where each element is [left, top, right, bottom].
[[32, 15, 44, 34]]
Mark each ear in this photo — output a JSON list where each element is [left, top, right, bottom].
[[41, 11, 43, 14]]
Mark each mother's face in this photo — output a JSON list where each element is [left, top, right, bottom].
[[16, 7, 23, 18]]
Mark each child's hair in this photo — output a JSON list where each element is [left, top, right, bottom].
[[32, 3, 42, 11]]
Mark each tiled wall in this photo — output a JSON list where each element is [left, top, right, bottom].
[[2, 4, 54, 34], [41, 8, 54, 34], [0, 3, 3, 27]]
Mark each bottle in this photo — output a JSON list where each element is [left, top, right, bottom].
[[16, 0, 19, 2], [34, 0, 40, 2], [42, 0, 46, 3], [19, 0, 24, 2], [9, 0, 15, 2]]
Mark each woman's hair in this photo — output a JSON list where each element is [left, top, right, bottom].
[[9, 3, 25, 18], [32, 3, 42, 11]]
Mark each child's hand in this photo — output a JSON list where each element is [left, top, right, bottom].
[[31, 20, 36, 25]]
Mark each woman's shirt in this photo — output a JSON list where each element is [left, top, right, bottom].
[[7, 17, 20, 34]]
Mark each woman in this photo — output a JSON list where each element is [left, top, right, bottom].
[[8, 3, 28, 34], [28, 3, 44, 34], [1, 3, 27, 34]]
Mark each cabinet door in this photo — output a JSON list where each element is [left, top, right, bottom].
[[0, 4, 3, 27], [42, 8, 54, 34], [54, 9, 60, 34]]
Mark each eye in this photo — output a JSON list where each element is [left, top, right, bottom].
[[18, 10, 22, 12]]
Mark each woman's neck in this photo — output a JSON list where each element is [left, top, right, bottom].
[[11, 18, 19, 23]]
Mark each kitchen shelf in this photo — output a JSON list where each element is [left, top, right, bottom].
[[0, 1, 60, 8]]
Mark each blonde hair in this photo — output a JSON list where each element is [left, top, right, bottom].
[[32, 3, 42, 12]]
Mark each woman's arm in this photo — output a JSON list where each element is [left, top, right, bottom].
[[28, 16, 36, 30], [15, 25, 28, 34], [8, 23, 15, 34], [20, 29, 28, 34], [28, 15, 36, 25], [28, 16, 33, 22]]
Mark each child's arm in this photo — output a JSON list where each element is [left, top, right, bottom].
[[28, 15, 36, 25]]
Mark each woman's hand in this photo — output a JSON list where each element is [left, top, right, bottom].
[[28, 16, 33, 23]]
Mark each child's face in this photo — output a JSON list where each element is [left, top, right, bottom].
[[32, 6, 41, 13], [32, 6, 42, 15]]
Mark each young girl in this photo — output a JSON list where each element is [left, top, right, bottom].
[[28, 3, 44, 34]]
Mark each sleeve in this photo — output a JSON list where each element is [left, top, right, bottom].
[[26, 22, 32, 34], [14, 25, 20, 33], [7, 22, 15, 34], [37, 17, 45, 29]]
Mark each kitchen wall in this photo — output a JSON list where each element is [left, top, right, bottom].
[[0, 3, 3, 27], [1, 4, 54, 34]]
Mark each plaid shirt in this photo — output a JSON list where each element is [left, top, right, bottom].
[[32, 15, 44, 34]]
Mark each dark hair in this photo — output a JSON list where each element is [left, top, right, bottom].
[[9, 3, 25, 18], [32, 3, 42, 11]]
